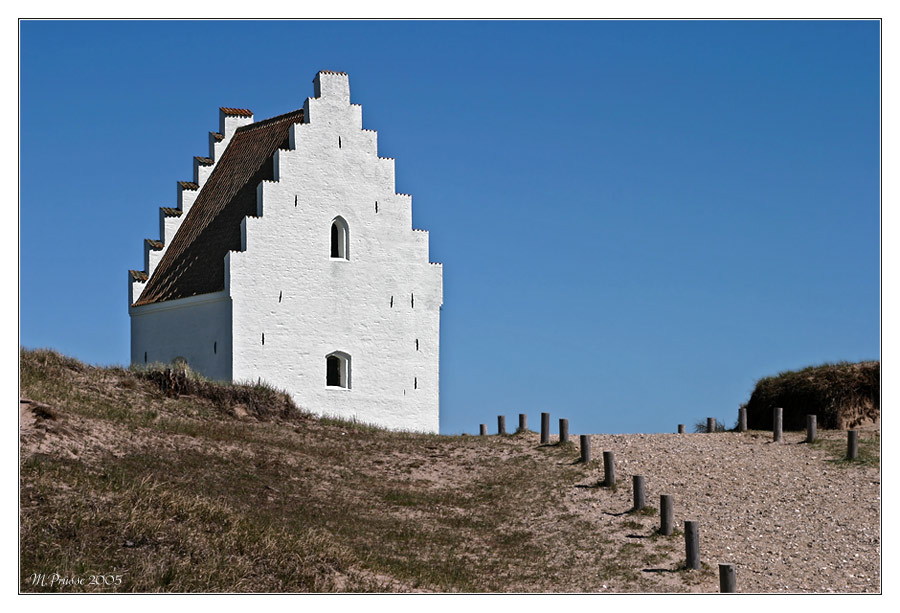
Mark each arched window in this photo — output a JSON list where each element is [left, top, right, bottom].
[[326, 351, 351, 388], [330, 216, 349, 259]]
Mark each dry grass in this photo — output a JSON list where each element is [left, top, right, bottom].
[[22, 348, 658, 593]]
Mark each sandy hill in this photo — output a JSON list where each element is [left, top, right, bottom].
[[19, 349, 880, 593]]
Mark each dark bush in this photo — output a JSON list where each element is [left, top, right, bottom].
[[745, 361, 879, 430]]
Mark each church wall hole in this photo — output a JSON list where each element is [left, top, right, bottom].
[[331, 216, 349, 259], [326, 351, 351, 388]]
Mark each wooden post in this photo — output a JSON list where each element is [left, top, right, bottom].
[[684, 520, 700, 570], [773, 407, 783, 443], [632, 476, 645, 511], [518, 413, 527, 433], [559, 418, 569, 444], [719, 563, 736, 593], [497, 415, 506, 435], [707, 417, 716, 433], [677, 424, 685, 434], [479, 424, 487, 436], [603, 451, 616, 487], [659, 495, 673, 536], [847, 430, 859, 460], [541, 412, 550, 445], [806, 415, 817, 443], [738, 407, 747, 432], [580, 435, 591, 463]]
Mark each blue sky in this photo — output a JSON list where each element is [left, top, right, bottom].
[[19, 20, 880, 435]]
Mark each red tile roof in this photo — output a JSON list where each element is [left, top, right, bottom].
[[129, 270, 148, 282], [211, 132, 224, 142], [145, 239, 164, 250], [178, 181, 199, 191], [134, 109, 304, 306], [160, 207, 182, 217], [220, 107, 253, 117], [194, 156, 214, 166]]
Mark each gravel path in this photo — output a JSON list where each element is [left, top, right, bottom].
[[563, 428, 880, 593]]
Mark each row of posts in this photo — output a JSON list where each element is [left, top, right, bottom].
[[637, 473, 736, 591], [482, 413, 570, 445], [487, 410, 857, 457], [482, 416, 736, 590], [479, 409, 863, 592], [678, 407, 860, 459]]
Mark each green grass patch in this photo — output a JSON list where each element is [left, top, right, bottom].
[[811, 433, 880, 468]]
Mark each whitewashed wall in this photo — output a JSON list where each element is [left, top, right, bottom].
[[130, 291, 233, 382], [227, 72, 442, 432]]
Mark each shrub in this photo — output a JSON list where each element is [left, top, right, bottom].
[[745, 361, 879, 430]]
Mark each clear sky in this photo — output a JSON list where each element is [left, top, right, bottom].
[[19, 20, 880, 435]]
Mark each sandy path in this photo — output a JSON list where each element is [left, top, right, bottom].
[[557, 429, 880, 593]]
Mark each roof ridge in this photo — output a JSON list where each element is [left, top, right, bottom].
[[220, 107, 253, 117], [235, 109, 304, 134]]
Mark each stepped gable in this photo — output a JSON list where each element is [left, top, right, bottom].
[[135, 108, 304, 306]]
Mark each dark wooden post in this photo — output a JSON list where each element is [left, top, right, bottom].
[[603, 451, 616, 487], [847, 430, 859, 460], [806, 415, 817, 443], [580, 435, 591, 463], [719, 563, 736, 593], [518, 413, 527, 433], [541, 412, 550, 445], [497, 415, 506, 435], [773, 407, 783, 443], [479, 424, 487, 436], [684, 520, 700, 570], [659, 494, 673, 535], [632, 476, 645, 511], [707, 417, 716, 433], [738, 407, 747, 432], [559, 418, 569, 444], [677, 424, 685, 434]]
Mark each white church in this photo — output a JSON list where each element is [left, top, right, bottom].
[[128, 71, 442, 433]]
